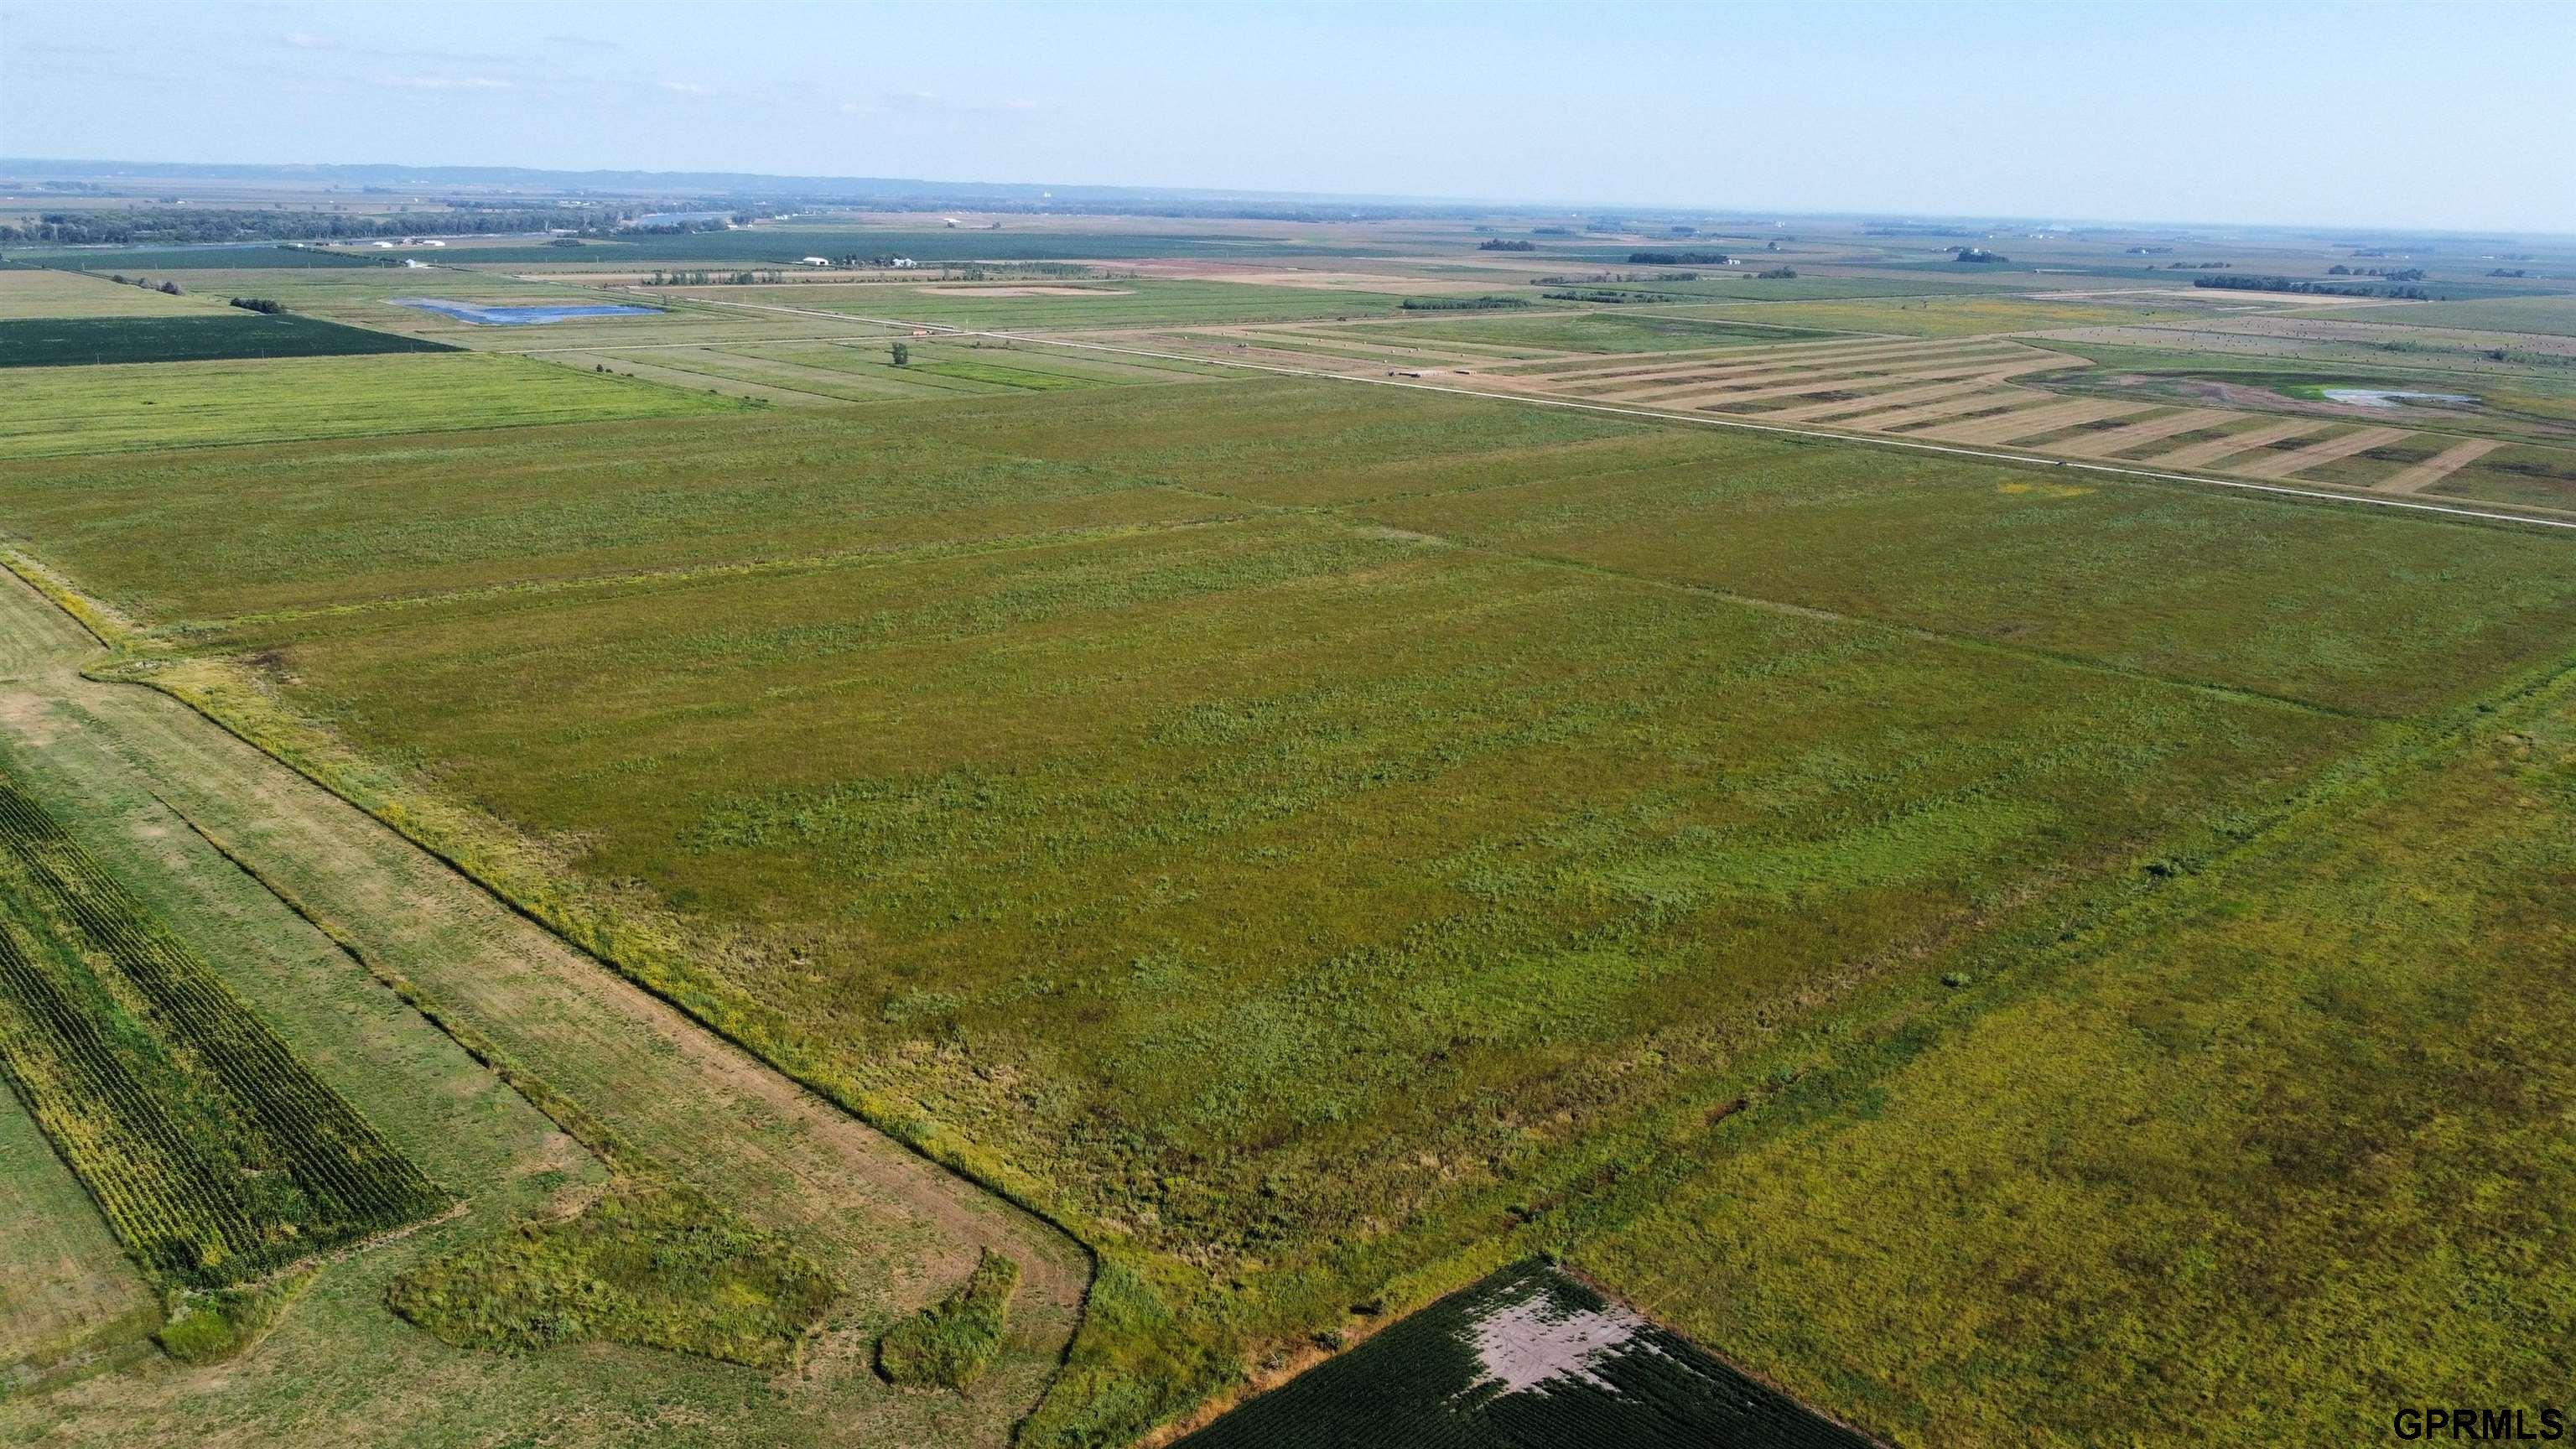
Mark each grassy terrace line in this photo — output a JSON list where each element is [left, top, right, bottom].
[[8, 361, 2575, 1444], [0, 764, 447, 1290]]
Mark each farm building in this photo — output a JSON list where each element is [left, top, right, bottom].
[[891, 257, 919, 268], [800, 257, 832, 267]]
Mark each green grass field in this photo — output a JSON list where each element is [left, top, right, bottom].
[[1659, 293, 2225, 338], [669, 278, 1404, 330], [569, 338, 1234, 406], [0, 351, 741, 458], [1530, 272, 2023, 304], [0, 313, 453, 368], [2310, 295, 2576, 335], [9, 372, 2576, 1443], [1304, 310, 1833, 354], [0, 269, 221, 319], [1572, 667, 2576, 1448]]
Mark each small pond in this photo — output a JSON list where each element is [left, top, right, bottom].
[[1173, 1259, 1878, 1448], [391, 298, 662, 326], [2321, 387, 2476, 409]]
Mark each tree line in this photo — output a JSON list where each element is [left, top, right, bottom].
[[2195, 274, 2431, 299], [0, 203, 635, 247]]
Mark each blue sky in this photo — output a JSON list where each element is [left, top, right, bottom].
[[5, 0, 2571, 232]]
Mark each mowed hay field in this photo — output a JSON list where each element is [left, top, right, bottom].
[[8, 373, 2576, 1442], [0, 351, 741, 458]]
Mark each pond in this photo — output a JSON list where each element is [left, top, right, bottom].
[[1173, 1259, 1878, 1448], [391, 298, 662, 326], [2321, 387, 2476, 409]]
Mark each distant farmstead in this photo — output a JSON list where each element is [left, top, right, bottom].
[[801, 257, 832, 267]]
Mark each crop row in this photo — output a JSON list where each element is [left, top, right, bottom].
[[0, 772, 444, 1285]]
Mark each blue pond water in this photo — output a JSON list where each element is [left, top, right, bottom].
[[392, 298, 662, 326]]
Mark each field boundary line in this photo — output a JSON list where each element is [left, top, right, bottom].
[[686, 298, 2576, 534], [149, 513, 1259, 636], [1343, 521, 2371, 722]]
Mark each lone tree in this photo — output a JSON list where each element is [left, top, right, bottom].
[[891, 341, 910, 366]]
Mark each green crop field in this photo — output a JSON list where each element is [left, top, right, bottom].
[[0, 766, 446, 1290], [8, 367, 2575, 1445], [0, 351, 741, 458], [0, 312, 453, 367]]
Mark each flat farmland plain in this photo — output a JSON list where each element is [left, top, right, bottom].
[[666, 278, 1406, 330], [7, 374, 2576, 1442]]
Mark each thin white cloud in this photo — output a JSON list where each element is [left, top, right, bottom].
[[281, 31, 340, 50], [657, 80, 719, 97], [377, 73, 515, 91], [841, 90, 1044, 117]]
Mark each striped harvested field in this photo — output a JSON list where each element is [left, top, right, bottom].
[[2148, 418, 2334, 469], [2053, 408, 2241, 459], [2379, 437, 2505, 493], [2231, 425, 2411, 480]]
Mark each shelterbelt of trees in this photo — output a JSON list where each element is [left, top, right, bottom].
[[0, 204, 644, 246], [2196, 273, 2433, 299]]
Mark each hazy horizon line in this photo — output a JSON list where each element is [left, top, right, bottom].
[[10, 153, 2573, 245]]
